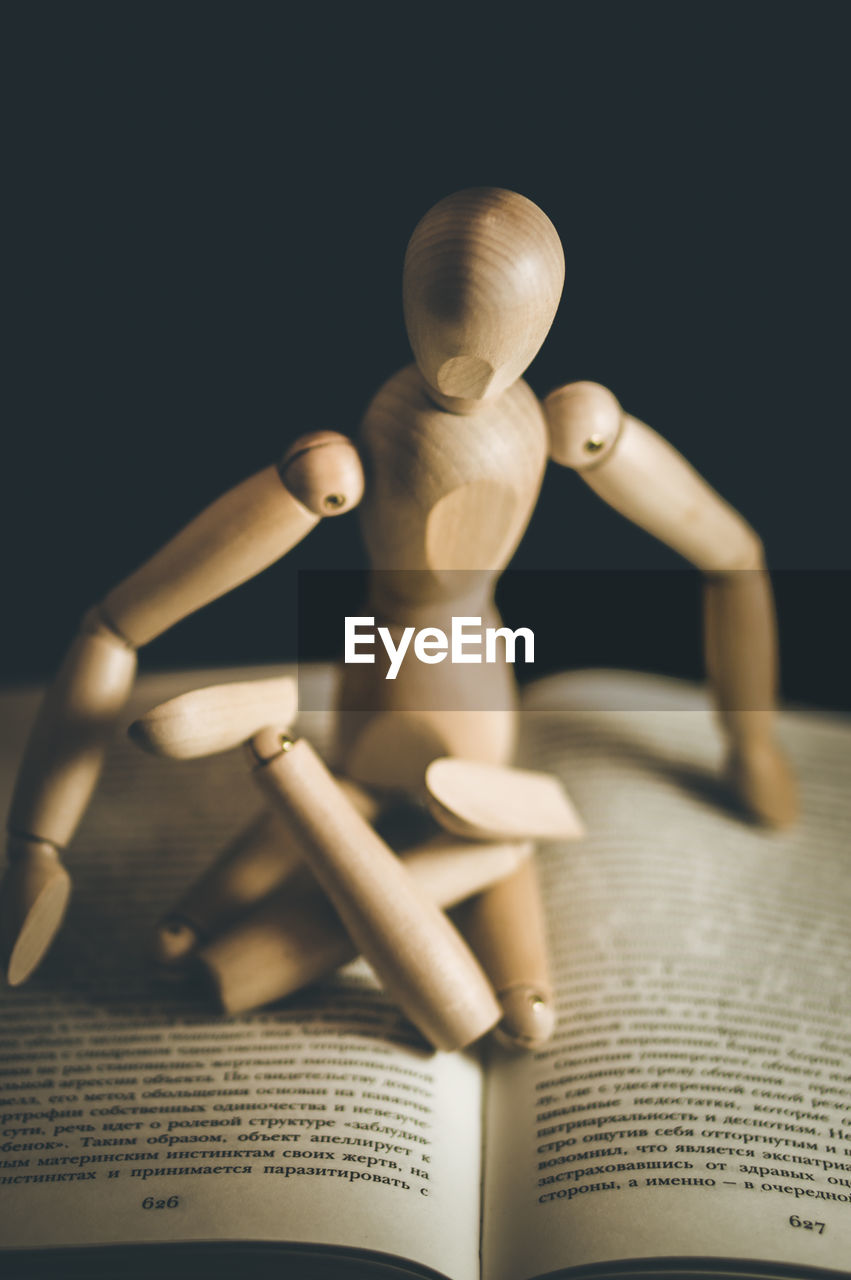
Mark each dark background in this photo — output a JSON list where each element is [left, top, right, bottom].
[[3, 3, 848, 707]]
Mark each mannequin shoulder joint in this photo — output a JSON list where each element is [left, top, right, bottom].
[[543, 381, 623, 471]]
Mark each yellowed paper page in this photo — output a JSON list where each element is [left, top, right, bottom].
[[0, 669, 482, 1280], [484, 671, 851, 1280]]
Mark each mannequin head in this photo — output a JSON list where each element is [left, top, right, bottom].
[[403, 188, 565, 410]]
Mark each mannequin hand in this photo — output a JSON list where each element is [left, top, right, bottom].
[[728, 737, 798, 828]]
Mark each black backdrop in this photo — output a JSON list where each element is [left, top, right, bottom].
[[4, 3, 848, 708]]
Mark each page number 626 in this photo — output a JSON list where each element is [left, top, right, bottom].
[[789, 1216, 825, 1234], [142, 1196, 180, 1210]]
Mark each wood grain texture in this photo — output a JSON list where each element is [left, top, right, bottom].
[[704, 572, 797, 825], [2, 613, 136, 981], [323, 192, 566, 1040], [403, 187, 564, 410], [1, 438, 363, 984], [152, 809, 300, 965], [334, 363, 548, 788], [200, 835, 532, 1015], [279, 430, 364, 516], [130, 676, 299, 759], [453, 857, 554, 1049], [101, 466, 321, 647], [0, 837, 71, 986], [8, 614, 138, 848], [543, 381, 624, 470], [576, 414, 764, 573], [335, 606, 519, 792], [356, 364, 548, 581], [153, 777, 383, 968], [425, 757, 585, 841], [1, 184, 798, 1004], [248, 732, 501, 1051], [550, 404, 795, 825]]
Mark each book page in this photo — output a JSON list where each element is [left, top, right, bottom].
[[484, 671, 851, 1280], [0, 669, 482, 1280]]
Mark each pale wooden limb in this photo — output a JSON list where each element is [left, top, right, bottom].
[[545, 387, 797, 826], [127, 679, 379, 967], [1, 838, 71, 986], [153, 810, 299, 966], [100, 442, 358, 648], [103, 435, 361, 648], [1, 614, 137, 983], [248, 730, 501, 1051], [130, 676, 299, 759], [703, 571, 797, 825], [153, 779, 382, 968], [102, 467, 316, 647], [424, 757, 584, 841], [453, 858, 554, 1049], [200, 835, 532, 1015], [8, 613, 138, 848], [574, 414, 766, 573], [2, 435, 364, 984]]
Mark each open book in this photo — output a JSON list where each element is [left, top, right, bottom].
[[1, 667, 850, 1279]]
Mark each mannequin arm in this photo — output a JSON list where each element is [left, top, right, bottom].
[[544, 382, 796, 827], [2, 432, 363, 983]]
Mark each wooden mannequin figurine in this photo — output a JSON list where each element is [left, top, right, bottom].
[[127, 676, 582, 1048], [0, 187, 797, 1051]]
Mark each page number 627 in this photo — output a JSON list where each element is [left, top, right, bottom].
[[789, 1216, 825, 1234]]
